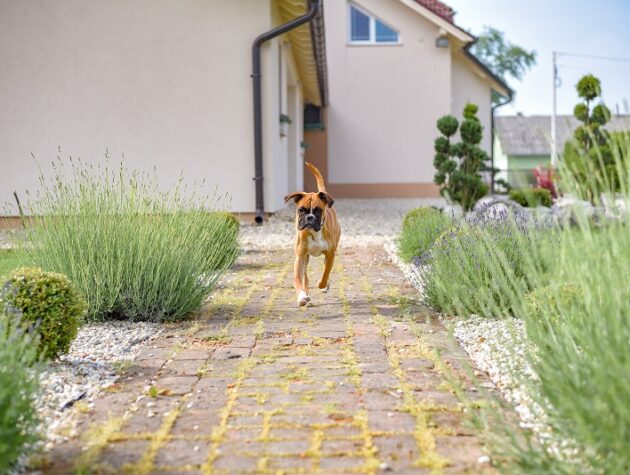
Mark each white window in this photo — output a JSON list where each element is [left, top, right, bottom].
[[349, 3, 400, 44]]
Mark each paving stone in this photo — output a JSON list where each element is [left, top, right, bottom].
[[155, 376, 198, 395], [361, 372, 399, 390], [228, 335, 257, 347], [320, 456, 366, 470], [99, 440, 150, 469], [367, 410, 416, 432], [267, 457, 314, 470], [154, 439, 211, 467], [212, 346, 251, 360], [321, 438, 364, 454], [161, 358, 206, 377], [173, 348, 213, 360], [373, 434, 419, 470], [171, 410, 221, 435]]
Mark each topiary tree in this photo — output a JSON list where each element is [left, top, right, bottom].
[[1, 267, 86, 360], [433, 103, 490, 211], [565, 74, 617, 199]]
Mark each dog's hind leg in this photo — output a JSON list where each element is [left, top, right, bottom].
[[318, 251, 335, 293]]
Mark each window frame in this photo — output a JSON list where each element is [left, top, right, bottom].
[[348, 3, 401, 46]]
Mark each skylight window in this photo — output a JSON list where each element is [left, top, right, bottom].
[[349, 4, 400, 44]]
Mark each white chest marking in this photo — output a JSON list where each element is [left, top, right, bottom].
[[306, 230, 329, 257]]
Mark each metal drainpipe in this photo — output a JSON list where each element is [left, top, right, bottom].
[[491, 93, 513, 193], [252, 0, 321, 225]]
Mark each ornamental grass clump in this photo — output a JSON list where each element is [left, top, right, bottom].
[[25, 159, 239, 322], [1, 267, 85, 360], [424, 213, 551, 318], [398, 207, 452, 263], [0, 315, 40, 473], [472, 134, 630, 473]]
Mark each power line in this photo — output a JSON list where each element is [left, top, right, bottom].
[[555, 51, 630, 63], [558, 64, 630, 75]]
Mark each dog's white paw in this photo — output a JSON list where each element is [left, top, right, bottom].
[[298, 290, 311, 307], [320, 281, 330, 293]]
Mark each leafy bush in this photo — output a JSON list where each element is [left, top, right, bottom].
[[424, 218, 550, 317], [0, 315, 40, 472], [509, 188, 552, 207], [25, 160, 240, 322], [433, 104, 490, 211], [398, 208, 452, 262], [1, 267, 85, 360]]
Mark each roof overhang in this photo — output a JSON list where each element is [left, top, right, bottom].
[[461, 45, 512, 99], [397, 0, 474, 42], [397, 0, 512, 99], [277, 0, 328, 106]]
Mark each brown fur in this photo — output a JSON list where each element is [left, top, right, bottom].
[[284, 162, 341, 306]]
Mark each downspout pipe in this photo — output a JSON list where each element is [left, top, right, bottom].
[[252, 0, 321, 225], [490, 93, 512, 193]]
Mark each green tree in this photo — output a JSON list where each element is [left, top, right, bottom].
[[564, 74, 617, 199], [470, 27, 536, 101], [433, 104, 490, 211]]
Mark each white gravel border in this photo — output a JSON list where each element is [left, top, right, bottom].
[[32, 322, 162, 453]]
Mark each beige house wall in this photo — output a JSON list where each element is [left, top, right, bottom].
[[0, 0, 305, 214], [325, 0, 452, 186], [324, 0, 496, 197], [451, 54, 492, 153]]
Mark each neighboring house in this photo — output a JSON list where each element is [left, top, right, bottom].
[[494, 114, 630, 187], [304, 0, 510, 197], [1, 0, 508, 218]]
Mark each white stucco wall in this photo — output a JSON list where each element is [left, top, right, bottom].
[[325, 0, 452, 184], [451, 54, 492, 153], [0, 0, 298, 214]]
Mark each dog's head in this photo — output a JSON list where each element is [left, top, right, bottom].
[[284, 191, 334, 232]]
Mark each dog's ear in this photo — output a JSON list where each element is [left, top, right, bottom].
[[318, 192, 335, 208], [284, 192, 305, 204]]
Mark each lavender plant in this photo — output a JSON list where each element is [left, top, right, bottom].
[[24, 158, 239, 322]]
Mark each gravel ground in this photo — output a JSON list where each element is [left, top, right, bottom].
[[35, 322, 162, 450], [240, 198, 444, 249]]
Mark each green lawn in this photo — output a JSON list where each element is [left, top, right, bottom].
[[0, 249, 30, 279]]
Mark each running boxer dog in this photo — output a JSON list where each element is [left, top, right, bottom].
[[284, 162, 341, 307]]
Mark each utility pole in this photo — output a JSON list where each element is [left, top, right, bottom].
[[551, 51, 558, 167]]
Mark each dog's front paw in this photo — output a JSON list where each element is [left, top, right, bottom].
[[318, 280, 330, 293], [298, 290, 311, 307]]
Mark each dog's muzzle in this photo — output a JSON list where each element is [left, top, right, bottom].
[[298, 213, 321, 231]]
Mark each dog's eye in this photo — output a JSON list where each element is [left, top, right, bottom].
[[298, 208, 306, 214], [313, 208, 322, 215]]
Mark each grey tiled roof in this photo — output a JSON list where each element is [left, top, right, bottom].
[[495, 115, 630, 156]]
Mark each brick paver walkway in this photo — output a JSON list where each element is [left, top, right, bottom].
[[47, 246, 492, 474]]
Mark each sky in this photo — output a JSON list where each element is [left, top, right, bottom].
[[446, 0, 630, 116]]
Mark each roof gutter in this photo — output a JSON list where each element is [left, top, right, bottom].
[[251, 0, 321, 225]]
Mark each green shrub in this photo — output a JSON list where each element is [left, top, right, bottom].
[[0, 267, 84, 360], [25, 160, 240, 322], [433, 103, 490, 211], [398, 208, 452, 262], [0, 315, 40, 472], [509, 188, 552, 207]]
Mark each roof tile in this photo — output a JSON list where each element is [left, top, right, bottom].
[[413, 0, 455, 23], [495, 115, 630, 156]]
